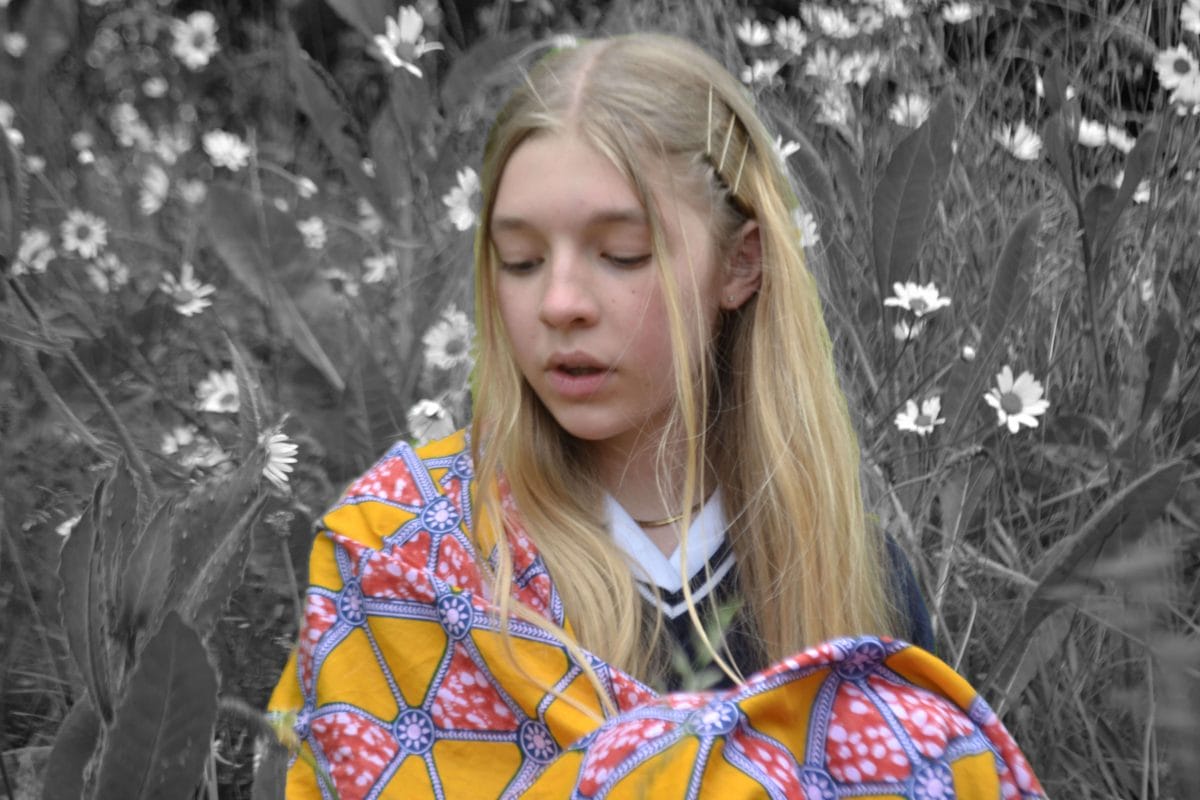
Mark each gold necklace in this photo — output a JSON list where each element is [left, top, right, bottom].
[[631, 495, 710, 528]]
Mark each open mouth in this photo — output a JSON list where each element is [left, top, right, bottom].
[[560, 366, 603, 376]]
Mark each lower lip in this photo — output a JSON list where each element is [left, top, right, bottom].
[[546, 368, 610, 399]]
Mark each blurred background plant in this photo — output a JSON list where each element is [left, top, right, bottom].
[[0, 0, 1197, 797]]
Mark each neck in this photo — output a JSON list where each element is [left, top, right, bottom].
[[589, 428, 714, 525]]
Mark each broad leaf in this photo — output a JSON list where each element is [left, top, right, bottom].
[[41, 697, 101, 800], [116, 498, 177, 656], [872, 124, 935, 294], [91, 613, 218, 800], [925, 94, 957, 218], [1081, 183, 1117, 289], [325, 0, 391, 40], [1140, 311, 1181, 426], [1043, 113, 1078, 203], [1099, 127, 1159, 252], [58, 480, 115, 722]]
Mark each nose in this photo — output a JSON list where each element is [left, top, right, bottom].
[[538, 250, 598, 329]]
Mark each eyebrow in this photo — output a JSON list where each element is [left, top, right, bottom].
[[490, 209, 649, 233]]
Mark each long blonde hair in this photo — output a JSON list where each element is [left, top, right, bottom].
[[470, 33, 898, 693]]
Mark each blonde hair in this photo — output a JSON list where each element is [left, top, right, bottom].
[[470, 33, 898, 696]]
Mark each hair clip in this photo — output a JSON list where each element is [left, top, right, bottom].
[[717, 113, 736, 174], [706, 85, 714, 157], [731, 139, 750, 196]]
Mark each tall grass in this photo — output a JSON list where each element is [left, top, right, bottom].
[[0, 0, 1196, 797]]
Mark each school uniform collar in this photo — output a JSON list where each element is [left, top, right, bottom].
[[605, 489, 727, 593]]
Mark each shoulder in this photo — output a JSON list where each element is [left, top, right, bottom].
[[319, 428, 475, 551]]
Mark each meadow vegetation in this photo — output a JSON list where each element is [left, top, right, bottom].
[[0, 0, 1197, 796]]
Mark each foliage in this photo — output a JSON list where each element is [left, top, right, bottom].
[[0, 0, 1197, 797]]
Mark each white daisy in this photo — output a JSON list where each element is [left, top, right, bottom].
[[171, 11, 220, 71], [25, 155, 45, 174], [196, 369, 240, 414], [801, 6, 858, 38], [179, 436, 228, 469], [56, 514, 82, 538], [793, 208, 821, 247], [888, 93, 931, 127], [422, 305, 473, 371], [202, 129, 251, 171], [740, 58, 782, 86], [1154, 45, 1197, 91], [161, 425, 196, 455], [983, 366, 1050, 434], [139, 163, 170, 215], [142, 76, 169, 98], [372, 5, 443, 78], [773, 17, 807, 55], [1076, 117, 1108, 147], [940, 2, 980, 24], [109, 102, 152, 150], [892, 318, 926, 341], [549, 34, 578, 50], [816, 86, 854, 129], [1105, 125, 1135, 154], [961, 344, 976, 361], [160, 262, 216, 316], [297, 216, 327, 250], [296, 176, 318, 198], [85, 252, 129, 293], [735, 18, 771, 47], [773, 135, 801, 163], [804, 44, 844, 84], [895, 396, 945, 436], [407, 399, 456, 445], [993, 121, 1042, 161], [883, 281, 951, 316], [4, 32, 27, 58], [442, 168, 479, 232], [358, 197, 383, 236], [362, 252, 397, 284], [1170, 73, 1200, 108], [1184, 0, 1200, 35], [60, 209, 108, 259], [261, 431, 299, 491], [837, 49, 881, 87], [14, 228, 55, 275], [320, 267, 359, 298]]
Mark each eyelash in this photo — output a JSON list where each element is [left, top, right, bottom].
[[497, 254, 652, 273]]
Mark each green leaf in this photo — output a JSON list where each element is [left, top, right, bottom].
[[324, 0, 391, 40], [924, 94, 957, 215], [1140, 311, 1181, 427], [163, 454, 270, 636], [1081, 183, 1117, 289], [91, 612, 218, 800], [1042, 61, 1071, 115], [57, 480, 116, 722], [1043, 113, 1078, 203], [943, 209, 1040, 434], [116, 498, 177, 656], [41, 697, 101, 800], [287, 32, 380, 210], [227, 336, 271, 451], [1099, 127, 1159, 252], [203, 184, 346, 392], [872, 124, 935, 294]]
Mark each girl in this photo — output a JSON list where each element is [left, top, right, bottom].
[[270, 32, 1044, 799]]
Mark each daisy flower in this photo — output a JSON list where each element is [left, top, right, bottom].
[[884, 282, 951, 316], [983, 366, 1050, 434], [372, 5, 443, 78], [993, 121, 1042, 161], [895, 397, 945, 436], [297, 216, 327, 250], [179, 180, 207, 206], [940, 3, 980, 24], [358, 197, 383, 236], [196, 369, 240, 414], [14, 228, 55, 275], [139, 163, 170, 215], [892, 318, 926, 341], [961, 344, 976, 361], [56, 514, 82, 538], [422, 305, 473, 371], [171, 11, 220, 71], [888, 93, 931, 128], [793, 208, 821, 246], [4, 32, 27, 58], [160, 262, 216, 316], [1105, 125, 1135, 154], [143, 76, 169, 98], [442, 168, 479, 232], [804, 44, 844, 84], [774, 135, 801, 163], [407, 399, 456, 445], [161, 425, 197, 455], [1184, 0, 1200, 35], [1076, 117, 1108, 147], [362, 252, 397, 284], [816, 86, 854, 129], [1170, 73, 1200, 109], [296, 176, 318, 198], [741, 58, 782, 86], [202, 129, 251, 171], [801, 6, 858, 38], [61, 209, 108, 259], [773, 17, 807, 55], [1154, 45, 1197, 91], [261, 430, 299, 491], [735, 18, 771, 47], [85, 253, 129, 293]]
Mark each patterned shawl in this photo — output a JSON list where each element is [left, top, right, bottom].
[[269, 430, 1046, 799]]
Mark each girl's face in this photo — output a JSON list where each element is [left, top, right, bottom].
[[489, 132, 735, 456]]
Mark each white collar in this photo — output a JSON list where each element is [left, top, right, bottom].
[[605, 489, 727, 592]]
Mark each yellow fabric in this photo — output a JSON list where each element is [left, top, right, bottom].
[[269, 431, 1045, 799]]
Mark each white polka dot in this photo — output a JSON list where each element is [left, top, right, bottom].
[[829, 724, 847, 742], [845, 766, 861, 781], [850, 700, 870, 714], [860, 759, 877, 776]]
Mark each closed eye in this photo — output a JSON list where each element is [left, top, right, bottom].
[[605, 254, 651, 268], [498, 258, 542, 274]]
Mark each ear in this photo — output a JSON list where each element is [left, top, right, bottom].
[[719, 220, 762, 310]]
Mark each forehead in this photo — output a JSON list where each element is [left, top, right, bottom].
[[490, 132, 648, 232]]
